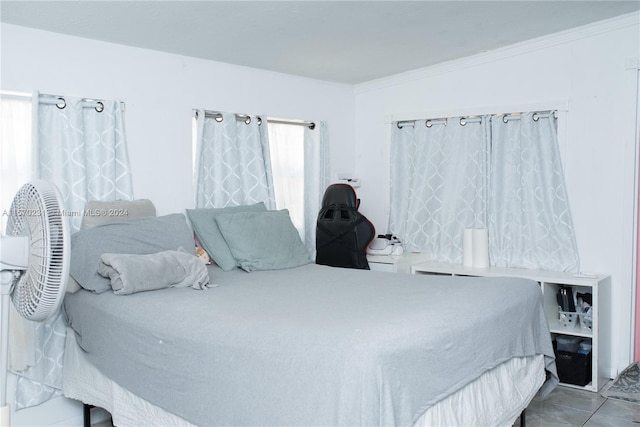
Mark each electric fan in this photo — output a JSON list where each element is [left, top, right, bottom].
[[0, 181, 70, 426]]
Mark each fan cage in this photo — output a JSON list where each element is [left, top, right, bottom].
[[6, 181, 69, 321]]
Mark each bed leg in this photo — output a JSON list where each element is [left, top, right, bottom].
[[83, 404, 92, 427], [520, 408, 526, 427]]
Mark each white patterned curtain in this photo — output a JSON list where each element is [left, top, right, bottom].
[[194, 111, 275, 209], [34, 94, 133, 230], [12, 92, 133, 409], [303, 121, 330, 257], [389, 112, 579, 272], [389, 118, 489, 263], [489, 113, 579, 271]]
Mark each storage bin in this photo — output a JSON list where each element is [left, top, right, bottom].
[[578, 341, 592, 354], [577, 312, 593, 332], [555, 350, 592, 386], [558, 310, 593, 332], [556, 335, 581, 352], [558, 310, 577, 329]]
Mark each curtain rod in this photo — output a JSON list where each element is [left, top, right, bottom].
[[268, 118, 316, 130], [195, 110, 316, 130], [396, 110, 556, 129]]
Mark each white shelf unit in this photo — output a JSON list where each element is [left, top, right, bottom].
[[410, 261, 611, 392], [367, 253, 432, 274]]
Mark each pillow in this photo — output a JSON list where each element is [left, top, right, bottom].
[[70, 213, 194, 293], [81, 199, 156, 230], [215, 209, 311, 272], [67, 199, 158, 293], [186, 202, 266, 271], [66, 275, 82, 293]]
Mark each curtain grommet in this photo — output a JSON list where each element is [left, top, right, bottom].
[[95, 101, 104, 113], [532, 112, 540, 122], [215, 113, 223, 122], [459, 117, 467, 126], [56, 98, 66, 109], [309, 122, 316, 130], [426, 120, 433, 128]]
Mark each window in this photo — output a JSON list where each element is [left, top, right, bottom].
[[389, 111, 578, 272], [0, 94, 32, 230], [192, 110, 326, 253], [268, 122, 305, 237]]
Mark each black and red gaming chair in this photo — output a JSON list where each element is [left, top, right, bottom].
[[315, 184, 375, 269]]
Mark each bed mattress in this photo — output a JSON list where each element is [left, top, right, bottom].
[[63, 263, 556, 426]]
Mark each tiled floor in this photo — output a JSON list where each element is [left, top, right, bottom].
[[515, 383, 640, 426]]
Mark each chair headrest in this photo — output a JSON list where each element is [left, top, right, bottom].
[[321, 184, 358, 208]]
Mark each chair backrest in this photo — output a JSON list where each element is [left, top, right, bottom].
[[315, 184, 375, 269]]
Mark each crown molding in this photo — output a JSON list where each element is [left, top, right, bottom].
[[355, 12, 639, 95]]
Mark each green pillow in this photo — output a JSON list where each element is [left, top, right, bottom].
[[186, 203, 266, 271], [215, 209, 311, 272]]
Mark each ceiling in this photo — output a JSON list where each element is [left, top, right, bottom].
[[1, 1, 639, 84]]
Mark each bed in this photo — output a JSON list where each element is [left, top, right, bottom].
[[60, 205, 557, 426]]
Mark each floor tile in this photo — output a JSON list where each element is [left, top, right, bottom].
[[524, 405, 592, 427], [591, 398, 640, 423], [528, 381, 640, 426], [534, 385, 606, 413], [583, 412, 639, 427]]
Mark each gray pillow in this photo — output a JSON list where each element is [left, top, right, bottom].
[[67, 199, 157, 293], [81, 199, 156, 230], [186, 203, 266, 271], [70, 213, 194, 293], [215, 209, 311, 272]]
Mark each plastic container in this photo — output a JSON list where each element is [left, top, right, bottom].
[[576, 312, 593, 332], [558, 310, 593, 332], [578, 341, 592, 354], [555, 350, 592, 386], [558, 310, 578, 329], [556, 335, 581, 352]]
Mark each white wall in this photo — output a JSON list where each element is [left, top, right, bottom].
[[0, 24, 356, 216], [354, 14, 640, 378], [0, 23, 356, 426]]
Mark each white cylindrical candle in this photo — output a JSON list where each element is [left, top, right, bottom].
[[463, 228, 473, 267], [472, 228, 489, 268]]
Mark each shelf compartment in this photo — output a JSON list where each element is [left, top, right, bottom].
[[547, 310, 593, 336]]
